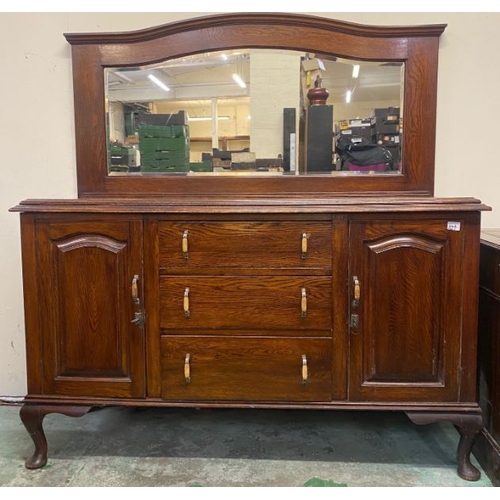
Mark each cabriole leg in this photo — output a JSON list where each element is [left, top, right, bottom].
[[20, 403, 92, 469], [406, 411, 484, 481], [455, 414, 484, 481]]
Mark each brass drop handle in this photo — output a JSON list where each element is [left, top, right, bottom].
[[184, 354, 191, 383], [183, 287, 191, 318], [301, 233, 308, 259], [131, 275, 140, 305], [301, 288, 307, 318], [301, 354, 308, 384], [182, 230, 189, 259], [353, 276, 360, 307]]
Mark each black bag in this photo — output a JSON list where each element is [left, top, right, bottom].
[[337, 137, 394, 171]]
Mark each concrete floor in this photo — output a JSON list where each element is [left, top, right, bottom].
[[0, 403, 494, 487]]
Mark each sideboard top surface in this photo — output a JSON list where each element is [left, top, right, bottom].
[[10, 196, 491, 214]]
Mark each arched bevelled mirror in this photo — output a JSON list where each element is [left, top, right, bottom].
[[64, 13, 445, 197], [105, 50, 404, 177]]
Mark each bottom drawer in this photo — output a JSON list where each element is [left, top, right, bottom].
[[161, 336, 332, 402]]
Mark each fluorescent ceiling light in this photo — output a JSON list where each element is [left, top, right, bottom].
[[345, 90, 352, 104], [148, 74, 170, 92], [189, 116, 230, 122], [352, 65, 360, 78], [232, 73, 247, 89], [221, 54, 228, 60]]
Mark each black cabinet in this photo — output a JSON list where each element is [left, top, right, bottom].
[[306, 105, 333, 172], [475, 229, 500, 486]]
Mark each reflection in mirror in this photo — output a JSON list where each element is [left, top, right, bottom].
[[105, 49, 404, 177]]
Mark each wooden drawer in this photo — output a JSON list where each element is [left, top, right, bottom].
[[161, 336, 333, 401], [160, 276, 332, 330], [158, 221, 332, 272]]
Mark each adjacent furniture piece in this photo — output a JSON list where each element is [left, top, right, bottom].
[[474, 229, 500, 486], [11, 13, 490, 481]]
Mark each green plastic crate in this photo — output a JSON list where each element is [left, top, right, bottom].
[[139, 137, 188, 153], [139, 124, 188, 139], [189, 162, 212, 172], [141, 162, 189, 173], [141, 152, 189, 163]]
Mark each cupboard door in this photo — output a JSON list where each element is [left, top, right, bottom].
[[36, 219, 145, 398], [349, 219, 465, 402]]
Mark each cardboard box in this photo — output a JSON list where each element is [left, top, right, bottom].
[[231, 152, 256, 164], [212, 158, 231, 168]]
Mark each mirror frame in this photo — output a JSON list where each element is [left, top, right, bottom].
[[64, 12, 446, 198]]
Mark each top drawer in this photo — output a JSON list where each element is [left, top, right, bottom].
[[158, 221, 332, 272]]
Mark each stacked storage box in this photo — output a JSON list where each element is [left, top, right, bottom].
[[109, 145, 139, 173], [371, 107, 400, 139], [189, 161, 212, 173], [334, 119, 372, 170], [124, 109, 140, 136], [347, 118, 372, 141], [139, 124, 190, 173], [334, 111, 402, 172], [335, 118, 372, 148], [371, 107, 401, 168]]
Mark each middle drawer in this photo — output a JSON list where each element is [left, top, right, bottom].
[[160, 276, 332, 330]]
